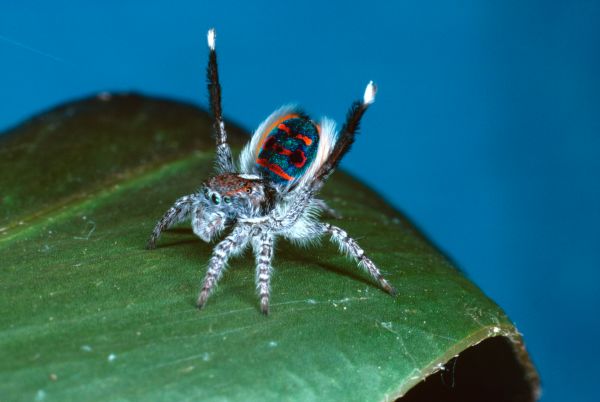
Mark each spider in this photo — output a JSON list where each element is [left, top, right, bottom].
[[146, 29, 396, 314]]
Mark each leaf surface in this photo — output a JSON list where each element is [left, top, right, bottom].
[[0, 95, 539, 401]]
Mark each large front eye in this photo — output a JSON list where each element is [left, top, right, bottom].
[[211, 193, 221, 205], [223, 196, 231, 204]]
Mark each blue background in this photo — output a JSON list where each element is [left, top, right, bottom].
[[1, 1, 598, 400]]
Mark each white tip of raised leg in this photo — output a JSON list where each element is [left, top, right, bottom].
[[207, 28, 216, 51], [363, 80, 377, 105]]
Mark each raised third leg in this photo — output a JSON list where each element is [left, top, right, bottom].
[[206, 28, 235, 173]]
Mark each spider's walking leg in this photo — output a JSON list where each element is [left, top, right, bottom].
[[322, 223, 397, 296], [146, 195, 194, 249], [252, 231, 275, 314], [206, 29, 235, 173], [197, 225, 249, 309]]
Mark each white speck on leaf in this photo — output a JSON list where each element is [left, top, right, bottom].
[[81, 345, 92, 352], [108, 353, 117, 362], [180, 365, 195, 373], [39, 244, 52, 253], [74, 220, 96, 240]]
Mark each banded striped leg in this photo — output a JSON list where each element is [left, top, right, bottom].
[[252, 231, 274, 315], [322, 223, 397, 295], [206, 29, 235, 173], [146, 195, 194, 249], [197, 225, 249, 309]]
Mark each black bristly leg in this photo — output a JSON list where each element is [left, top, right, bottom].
[[311, 82, 377, 191], [206, 29, 235, 173], [196, 225, 250, 309], [252, 231, 274, 314], [322, 222, 397, 296], [146, 195, 194, 249]]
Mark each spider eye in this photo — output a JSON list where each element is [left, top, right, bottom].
[[211, 193, 220, 205], [223, 196, 231, 204], [245, 187, 252, 194], [203, 188, 209, 198]]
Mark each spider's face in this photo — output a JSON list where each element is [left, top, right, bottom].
[[194, 173, 274, 242]]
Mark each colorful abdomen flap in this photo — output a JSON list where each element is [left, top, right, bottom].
[[256, 115, 320, 185]]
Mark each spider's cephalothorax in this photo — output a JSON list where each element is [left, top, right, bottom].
[[147, 29, 396, 314], [193, 173, 276, 242]]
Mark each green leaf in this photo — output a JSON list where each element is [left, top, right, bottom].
[[0, 95, 539, 401]]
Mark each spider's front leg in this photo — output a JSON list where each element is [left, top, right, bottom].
[[251, 230, 275, 315], [196, 225, 250, 309], [146, 195, 195, 250], [322, 223, 397, 296]]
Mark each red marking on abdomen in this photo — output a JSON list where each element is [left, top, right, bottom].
[[264, 136, 294, 157], [257, 158, 294, 181], [278, 123, 313, 146], [278, 123, 291, 134], [295, 135, 313, 146], [290, 150, 307, 168]]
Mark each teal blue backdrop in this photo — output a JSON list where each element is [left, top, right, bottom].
[[1, 1, 599, 401]]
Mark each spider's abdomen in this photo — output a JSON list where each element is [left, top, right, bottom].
[[256, 115, 320, 185]]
